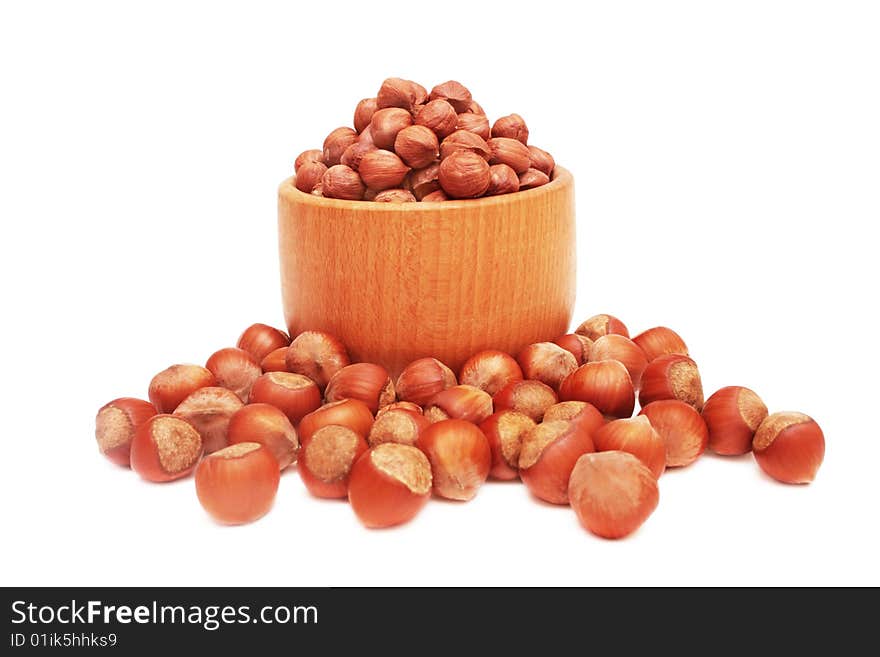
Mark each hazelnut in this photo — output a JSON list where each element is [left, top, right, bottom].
[[394, 125, 440, 168], [559, 361, 635, 419], [173, 386, 243, 454], [485, 164, 520, 196], [370, 107, 413, 150], [479, 410, 536, 480], [359, 149, 411, 191], [568, 451, 659, 539], [752, 412, 825, 484], [575, 314, 630, 341], [589, 334, 648, 390], [322, 126, 358, 166], [467, 100, 486, 115], [439, 130, 491, 160], [592, 416, 666, 479], [459, 350, 523, 396], [321, 164, 366, 200], [396, 357, 457, 406], [299, 399, 374, 442], [409, 163, 441, 200], [417, 419, 491, 501], [325, 363, 396, 414], [148, 364, 216, 414], [414, 99, 458, 139], [237, 324, 290, 362], [348, 443, 432, 528], [368, 408, 429, 447], [377, 77, 423, 111], [455, 112, 490, 139], [285, 330, 350, 390], [491, 113, 529, 144], [542, 401, 604, 433], [358, 124, 376, 146], [294, 160, 327, 193], [631, 326, 688, 362], [553, 334, 594, 365], [488, 137, 531, 173], [95, 398, 157, 467], [702, 386, 769, 456], [429, 80, 472, 113], [528, 145, 555, 176], [438, 150, 491, 198], [374, 189, 416, 202], [340, 139, 376, 171], [420, 190, 448, 202], [260, 347, 289, 373], [492, 380, 558, 422], [519, 420, 595, 504], [517, 342, 578, 390], [411, 81, 429, 105], [423, 384, 494, 424], [295, 149, 324, 171], [518, 168, 550, 190], [353, 97, 378, 133], [639, 400, 708, 468], [299, 425, 368, 499], [639, 353, 704, 411]]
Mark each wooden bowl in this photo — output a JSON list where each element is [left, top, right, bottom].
[[278, 168, 575, 378]]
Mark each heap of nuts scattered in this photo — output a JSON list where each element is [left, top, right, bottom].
[[95, 314, 825, 538], [292, 78, 556, 201]]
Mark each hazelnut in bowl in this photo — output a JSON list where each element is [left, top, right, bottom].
[[278, 79, 575, 378]]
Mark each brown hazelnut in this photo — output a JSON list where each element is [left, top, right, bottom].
[[394, 125, 440, 169], [491, 113, 529, 144], [485, 164, 519, 196], [322, 127, 358, 167], [411, 81, 428, 105], [528, 145, 555, 176], [467, 100, 486, 115], [340, 139, 376, 171], [377, 78, 423, 111], [370, 107, 413, 150], [321, 164, 365, 200], [429, 80, 472, 113], [295, 149, 324, 171], [439, 151, 491, 198], [359, 149, 411, 191], [373, 189, 416, 203], [294, 161, 327, 193], [456, 112, 490, 140], [409, 163, 441, 200], [420, 190, 448, 202], [440, 130, 491, 160], [519, 168, 550, 190], [414, 99, 458, 139], [488, 137, 531, 173], [354, 97, 378, 134], [358, 125, 375, 146]]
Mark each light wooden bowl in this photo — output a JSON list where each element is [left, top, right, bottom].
[[278, 168, 575, 378]]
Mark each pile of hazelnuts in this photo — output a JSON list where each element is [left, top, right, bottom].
[[95, 314, 824, 539], [293, 78, 556, 201]]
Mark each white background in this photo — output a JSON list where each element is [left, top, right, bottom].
[[1, 1, 878, 586]]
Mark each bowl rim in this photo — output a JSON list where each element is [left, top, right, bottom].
[[280, 166, 572, 211]]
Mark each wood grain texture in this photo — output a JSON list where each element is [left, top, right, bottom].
[[278, 168, 576, 378]]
